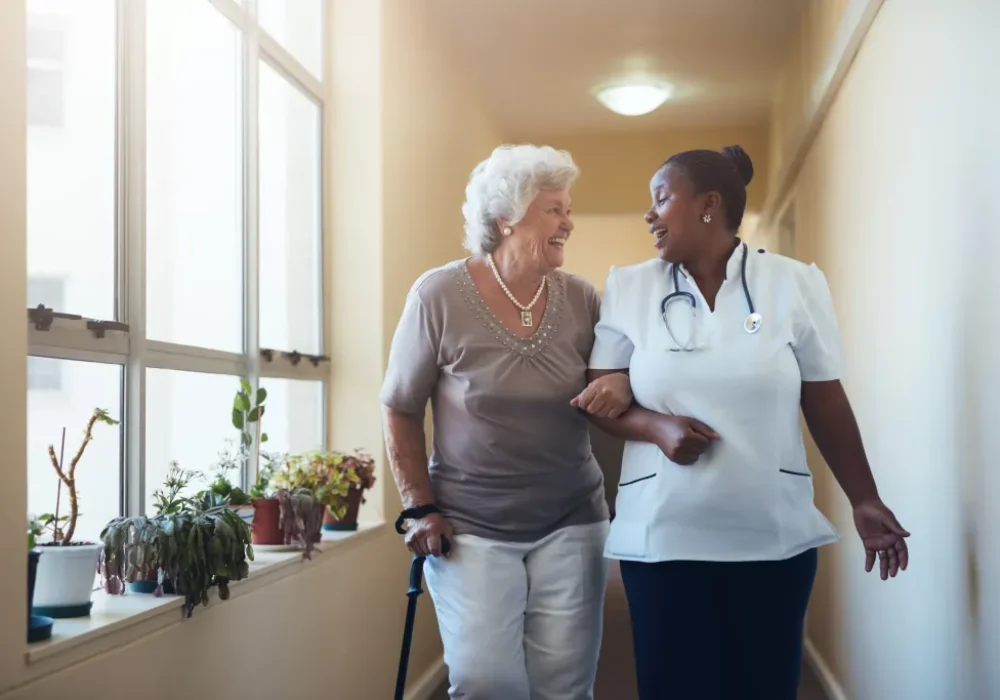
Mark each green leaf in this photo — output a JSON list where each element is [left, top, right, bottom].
[[256, 388, 267, 405], [234, 393, 251, 412], [231, 409, 244, 430], [240, 377, 252, 395], [241, 433, 252, 446], [247, 407, 260, 422], [260, 433, 268, 443]]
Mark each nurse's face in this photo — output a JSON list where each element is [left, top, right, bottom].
[[645, 165, 707, 263]]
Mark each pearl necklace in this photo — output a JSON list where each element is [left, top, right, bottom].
[[486, 253, 547, 327]]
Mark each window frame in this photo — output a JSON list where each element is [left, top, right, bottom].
[[26, 0, 329, 517]]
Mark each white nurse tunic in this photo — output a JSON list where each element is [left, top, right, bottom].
[[590, 243, 842, 563]]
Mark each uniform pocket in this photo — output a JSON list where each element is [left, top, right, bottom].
[[619, 473, 657, 488]]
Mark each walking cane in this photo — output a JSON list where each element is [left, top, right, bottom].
[[393, 538, 450, 700]]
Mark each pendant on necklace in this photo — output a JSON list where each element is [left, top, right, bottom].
[[521, 310, 533, 327]]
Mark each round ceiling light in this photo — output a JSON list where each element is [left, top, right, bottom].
[[594, 81, 673, 116]]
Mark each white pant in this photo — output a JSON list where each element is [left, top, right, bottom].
[[424, 521, 610, 700]]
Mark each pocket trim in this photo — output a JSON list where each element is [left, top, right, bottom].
[[779, 468, 811, 478], [618, 473, 656, 487]]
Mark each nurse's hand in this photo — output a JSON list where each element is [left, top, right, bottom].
[[853, 499, 910, 580], [653, 415, 719, 465], [571, 372, 633, 419], [405, 513, 455, 558]]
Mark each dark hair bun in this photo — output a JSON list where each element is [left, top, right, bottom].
[[721, 145, 754, 186]]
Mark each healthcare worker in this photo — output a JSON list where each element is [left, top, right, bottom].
[[572, 145, 910, 700]]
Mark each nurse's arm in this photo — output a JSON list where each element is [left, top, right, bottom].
[[381, 405, 435, 509], [799, 380, 879, 506]]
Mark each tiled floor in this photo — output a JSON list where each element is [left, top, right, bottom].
[[428, 559, 827, 699]]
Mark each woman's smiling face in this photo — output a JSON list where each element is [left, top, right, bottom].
[[645, 165, 708, 263]]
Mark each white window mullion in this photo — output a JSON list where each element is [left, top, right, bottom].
[[144, 341, 246, 376], [258, 33, 324, 102], [243, 0, 262, 488], [121, 0, 147, 517]]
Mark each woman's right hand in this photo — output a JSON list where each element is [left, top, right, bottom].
[[652, 415, 719, 465], [405, 512, 455, 558]]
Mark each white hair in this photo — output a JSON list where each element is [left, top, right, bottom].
[[462, 144, 580, 255]]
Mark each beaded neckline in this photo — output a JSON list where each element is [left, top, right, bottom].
[[453, 260, 566, 358]]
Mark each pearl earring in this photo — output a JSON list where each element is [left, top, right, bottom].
[[702, 213, 712, 224], [502, 227, 512, 236]]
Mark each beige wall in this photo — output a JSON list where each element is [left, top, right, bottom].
[[770, 1, 999, 698], [514, 126, 770, 292], [1, 0, 498, 696], [0, 0, 29, 689], [517, 126, 770, 216]]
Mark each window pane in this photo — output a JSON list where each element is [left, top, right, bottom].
[[28, 359, 122, 545], [145, 369, 245, 513], [26, 0, 116, 320], [146, 0, 243, 353], [257, 0, 323, 78], [259, 378, 324, 456], [259, 62, 322, 355]]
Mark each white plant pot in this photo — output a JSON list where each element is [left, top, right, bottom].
[[229, 505, 255, 525], [33, 543, 101, 618]]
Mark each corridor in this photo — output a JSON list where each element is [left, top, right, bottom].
[[1, 0, 998, 699]]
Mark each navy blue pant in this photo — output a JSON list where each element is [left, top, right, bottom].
[[620, 548, 818, 700]]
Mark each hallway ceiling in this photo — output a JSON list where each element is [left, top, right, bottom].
[[425, 0, 803, 135]]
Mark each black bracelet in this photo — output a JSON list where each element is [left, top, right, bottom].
[[394, 504, 443, 535]]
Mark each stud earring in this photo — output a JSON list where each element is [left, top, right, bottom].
[[702, 213, 712, 224], [502, 227, 512, 236]]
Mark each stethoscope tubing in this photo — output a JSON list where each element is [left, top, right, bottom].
[[660, 241, 756, 351]]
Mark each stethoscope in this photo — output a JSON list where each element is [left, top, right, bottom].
[[660, 241, 762, 352]]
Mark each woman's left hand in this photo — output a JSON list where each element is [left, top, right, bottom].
[[853, 498, 910, 580], [571, 372, 633, 419]]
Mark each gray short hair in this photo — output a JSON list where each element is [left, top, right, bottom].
[[462, 144, 580, 255]]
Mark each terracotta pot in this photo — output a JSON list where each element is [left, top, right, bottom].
[[250, 497, 284, 545], [323, 488, 363, 532]]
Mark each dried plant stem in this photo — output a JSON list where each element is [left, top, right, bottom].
[[47, 412, 104, 545]]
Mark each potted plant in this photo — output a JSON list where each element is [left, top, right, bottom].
[[33, 408, 119, 618], [318, 449, 377, 532], [27, 516, 52, 643], [207, 441, 254, 526], [99, 463, 201, 595], [99, 484, 255, 618], [226, 378, 283, 545], [267, 454, 339, 559]]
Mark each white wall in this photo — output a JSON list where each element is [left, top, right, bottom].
[[773, 1, 1000, 698]]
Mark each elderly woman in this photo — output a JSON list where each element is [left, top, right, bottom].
[[380, 144, 628, 700]]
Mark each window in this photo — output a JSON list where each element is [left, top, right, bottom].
[[28, 277, 65, 390], [27, 360, 123, 544], [27, 13, 65, 127], [257, 0, 324, 79], [259, 61, 323, 355], [25, 0, 329, 523], [146, 0, 244, 352]]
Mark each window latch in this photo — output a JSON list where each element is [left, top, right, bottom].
[[86, 320, 129, 338], [27, 304, 81, 331], [260, 348, 329, 368]]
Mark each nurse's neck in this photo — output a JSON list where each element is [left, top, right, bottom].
[[684, 235, 740, 310]]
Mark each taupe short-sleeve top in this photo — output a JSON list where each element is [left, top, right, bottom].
[[380, 259, 609, 542]]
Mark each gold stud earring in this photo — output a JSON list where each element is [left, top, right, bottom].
[[702, 213, 712, 224]]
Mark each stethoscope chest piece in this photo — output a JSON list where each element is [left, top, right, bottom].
[[744, 312, 762, 334]]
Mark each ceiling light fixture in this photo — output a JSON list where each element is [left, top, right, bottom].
[[594, 80, 674, 117]]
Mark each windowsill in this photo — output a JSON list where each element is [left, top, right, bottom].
[[24, 522, 385, 669]]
